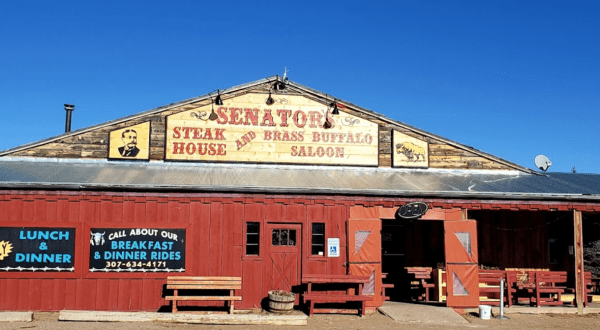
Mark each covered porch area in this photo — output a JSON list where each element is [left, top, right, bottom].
[[380, 201, 600, 312]]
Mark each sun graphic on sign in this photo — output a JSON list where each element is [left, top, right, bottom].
[[0, 241, 13, 260]]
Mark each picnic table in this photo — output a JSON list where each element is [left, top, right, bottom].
[[514, 271, 569, 307], [302, 274, 373, 317], [405, 267, 434, 302], [479, 270, 593, 307]]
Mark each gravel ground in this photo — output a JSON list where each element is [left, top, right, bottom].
[[1, 311, 600, 330]]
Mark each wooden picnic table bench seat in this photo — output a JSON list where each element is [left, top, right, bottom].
[[302, 274, 373, 317], [166, 276, 241, 314], [478, 270, 519, 307], [517, 271, 567, 307]]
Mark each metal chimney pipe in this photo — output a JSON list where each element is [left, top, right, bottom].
[[64, 104, 75, 133]]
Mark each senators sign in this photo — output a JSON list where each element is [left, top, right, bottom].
[[165, 94, 379, 166]]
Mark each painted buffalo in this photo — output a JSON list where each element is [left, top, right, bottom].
[[396, 142, 426, 162]]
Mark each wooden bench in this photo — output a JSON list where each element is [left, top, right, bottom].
[[166, 276, 241, 314], [405, 267, 434, 302], [478, 270, 519, 307], [566, 271, 594, 307], [302, 274, 373, 317]]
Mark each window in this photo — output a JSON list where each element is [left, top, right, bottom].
[[271, 229, 296, 246], [246, 222, 260, 255], [455, 232, 471, 256], [311, 223, 325, 255]]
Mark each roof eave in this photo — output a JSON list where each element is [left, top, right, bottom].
[[1, 181, 598, 203]]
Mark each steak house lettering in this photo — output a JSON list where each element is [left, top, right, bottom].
[[170, 107, 374, 158]]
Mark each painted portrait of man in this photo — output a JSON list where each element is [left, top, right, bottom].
[[118, 129, 140, 157]]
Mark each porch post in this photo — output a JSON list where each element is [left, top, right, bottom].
[[573, 209, 584, 314]]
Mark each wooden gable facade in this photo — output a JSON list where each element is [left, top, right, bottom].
[[1, 78, 525, 172]]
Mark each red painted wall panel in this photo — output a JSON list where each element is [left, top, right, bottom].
[[209, 202, 223, 276], [106, 279, 120, 311], [53, 279, 66, 311]]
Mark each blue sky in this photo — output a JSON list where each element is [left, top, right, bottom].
[[1, 1, 598, 173]]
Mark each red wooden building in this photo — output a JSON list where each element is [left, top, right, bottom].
[[0, 76, 598, 312]]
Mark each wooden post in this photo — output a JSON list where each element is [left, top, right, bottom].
[[230, 289, 234, 314], [173, 289, 178, 313], [573, 210, 584, 314]]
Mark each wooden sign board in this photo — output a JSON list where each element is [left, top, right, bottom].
[[165, 94, 379, 166], [392, 131, 429, 168], [108, 122, 150, 160]]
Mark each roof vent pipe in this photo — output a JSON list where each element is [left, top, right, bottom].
[[64, 104, 75, 133]]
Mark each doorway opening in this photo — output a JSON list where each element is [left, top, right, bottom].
[[381, 219, 445, 303]]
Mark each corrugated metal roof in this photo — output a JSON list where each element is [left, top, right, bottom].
[[0, 158, 598, 202]]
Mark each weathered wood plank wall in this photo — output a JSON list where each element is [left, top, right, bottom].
[[472, 210, 574, 271]]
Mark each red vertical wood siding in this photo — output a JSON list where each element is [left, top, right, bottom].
[[2, 190, 585, 311], [0, 191, 372, 311]]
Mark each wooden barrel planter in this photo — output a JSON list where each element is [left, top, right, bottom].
[[268, 290, 296, 313]]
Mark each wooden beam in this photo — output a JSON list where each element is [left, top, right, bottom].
[[573, 209, 584, 314]]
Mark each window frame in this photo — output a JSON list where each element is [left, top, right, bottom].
[[245, 222, 261, 257], [271, 228, 297, 247], [310, 222, 326, 256]]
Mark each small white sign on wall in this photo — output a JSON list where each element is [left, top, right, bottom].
[[327, 238, 340, 257]]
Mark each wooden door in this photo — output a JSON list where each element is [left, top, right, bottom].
[[348, 219, 382, 307], [444, 220, 479, 308], [265, 223, 301, 303]]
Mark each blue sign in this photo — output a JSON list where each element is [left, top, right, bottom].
[[89, 228, 185, 272], [0, 227, 76, 272]]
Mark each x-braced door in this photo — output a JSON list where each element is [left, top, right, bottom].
[[265, 223, 301, 303], [348, 219, 382, 307]]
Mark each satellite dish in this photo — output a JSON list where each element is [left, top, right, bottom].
[[534, 155, 552, 172]]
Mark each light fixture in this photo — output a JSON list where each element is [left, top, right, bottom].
[[274, 81, 284, 91], [266, 91, 274, 105], [190, 93, 219, 121], [323, 111, 333, 129], [215, 89, 224, 106], [273, 74, 287, 91], [331, 101, 340, 116], [208, 99, 218, 121]]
